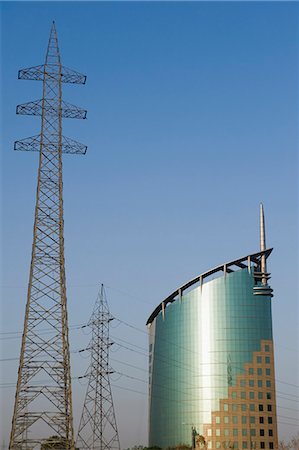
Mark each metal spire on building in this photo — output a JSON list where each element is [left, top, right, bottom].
[[9, 22, 87, 450], [76, 284, 120, 450], [260, 203, 267, 285]]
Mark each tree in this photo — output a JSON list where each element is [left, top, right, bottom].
[[289, 432, 299, 450], [278, 432, 299, 450]]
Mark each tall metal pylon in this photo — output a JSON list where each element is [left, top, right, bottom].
[[76, 284, 120, 450], [9, 22, 87, 450]]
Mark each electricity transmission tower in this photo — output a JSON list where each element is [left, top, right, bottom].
[[76, 284, 120, 450], [9, 22, 87, 450]]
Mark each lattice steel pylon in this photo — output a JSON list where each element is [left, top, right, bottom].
[[9, 22, 87, 450], [76, 284, 120, 450]]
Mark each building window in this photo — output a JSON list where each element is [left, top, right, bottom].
[[269, 443, 274, 449], [242, 416, 247, 424], [242, 429, 247, 436], [266, 380, 271, 388], [242, 443, 247, 449], [259, 417, 264, 424], [233, 416, 238, 424], [207, 442, 212, 449], [266, 368, 271, 376], [233, 442, 238, 449], [257, 368, 262, 375], [216, 429, 220, 436], [241, 391, 246, 399], [266, 393, 271, 400], [249, 380, 254, 387], [223, 403, 229, 411], [268, 417, 273, 424], [258, 392, 263, 399], [224, 429, 229, 436], [250, 392, 255, 399], [259, 404, 264, 412], [267, 405, 272, 412], [232, 392, 237, 399], [233, 429, 238, 436], [265, 357, 270, 364], [258, 380, 263, 388], [250, 429, 256, 436], [265, 345, 270, 352], [260, 430, 265, 437], [269, 430, 273, 437], [249, 368, 254, 375], [257, 356, 262, 363], [241, 404, 247, 411], [216, 442, 221, 448], [216, 417, 220, 424], [250, 404, 255, 411], [261, 443, 265, 449], [232, 404, 238, 411], [240, 380, 246, 387], [224, 416, 229, 424], [207, 429, 212, 437], [250, 417, 255, 424]]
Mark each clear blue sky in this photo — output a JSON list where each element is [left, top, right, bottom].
[[1, 1, 298, 448]]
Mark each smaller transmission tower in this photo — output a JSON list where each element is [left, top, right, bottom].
[[76, 285, 120, 450]]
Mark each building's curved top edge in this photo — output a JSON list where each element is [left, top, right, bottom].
[[146, 248, 273, 326]]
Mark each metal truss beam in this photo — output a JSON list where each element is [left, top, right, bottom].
[[14, 134, 87, 155], [18, 64, 86, 84], [16, 99, 87, 119]]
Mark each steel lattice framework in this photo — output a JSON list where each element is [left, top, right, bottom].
[[9, 22, 87, 450], [76, 285, 120, 450]]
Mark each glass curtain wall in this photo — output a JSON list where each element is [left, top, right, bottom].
[[148, 268, 275, 449]]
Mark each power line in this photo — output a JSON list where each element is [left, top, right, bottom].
[[2, 334, 299, 403], [2, 284, 298, 436], [1, 369, 298, 427], [109, 337, 299, 412], [109, 383, 299, 429], [1, 298, 298, 388], [113, 317, 299, 390]]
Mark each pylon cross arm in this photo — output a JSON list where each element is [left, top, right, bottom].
[[60, 65, 86, 84], [14, 134, 87, 155], [18, 64, 86, 84], [16, 99, 87, 120]]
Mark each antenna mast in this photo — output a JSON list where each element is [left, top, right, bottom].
[[9, 22, 87, 450], [259, 203, 267, 285], [76, 284, 120, 450]]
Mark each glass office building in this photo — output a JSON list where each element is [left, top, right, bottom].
[[147, 207, 278, 450]]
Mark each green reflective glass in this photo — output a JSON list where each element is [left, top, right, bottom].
[[149, 269, 274, 447]]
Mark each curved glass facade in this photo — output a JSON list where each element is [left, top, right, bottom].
[[148, 265, 278, 450]]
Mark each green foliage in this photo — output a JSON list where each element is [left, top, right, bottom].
[[166, 444, 192, 450], [125, 444, 189, 450], [40, 436, 67, 450]]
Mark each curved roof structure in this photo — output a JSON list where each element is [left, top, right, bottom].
[[146, 248, 273, 326]]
